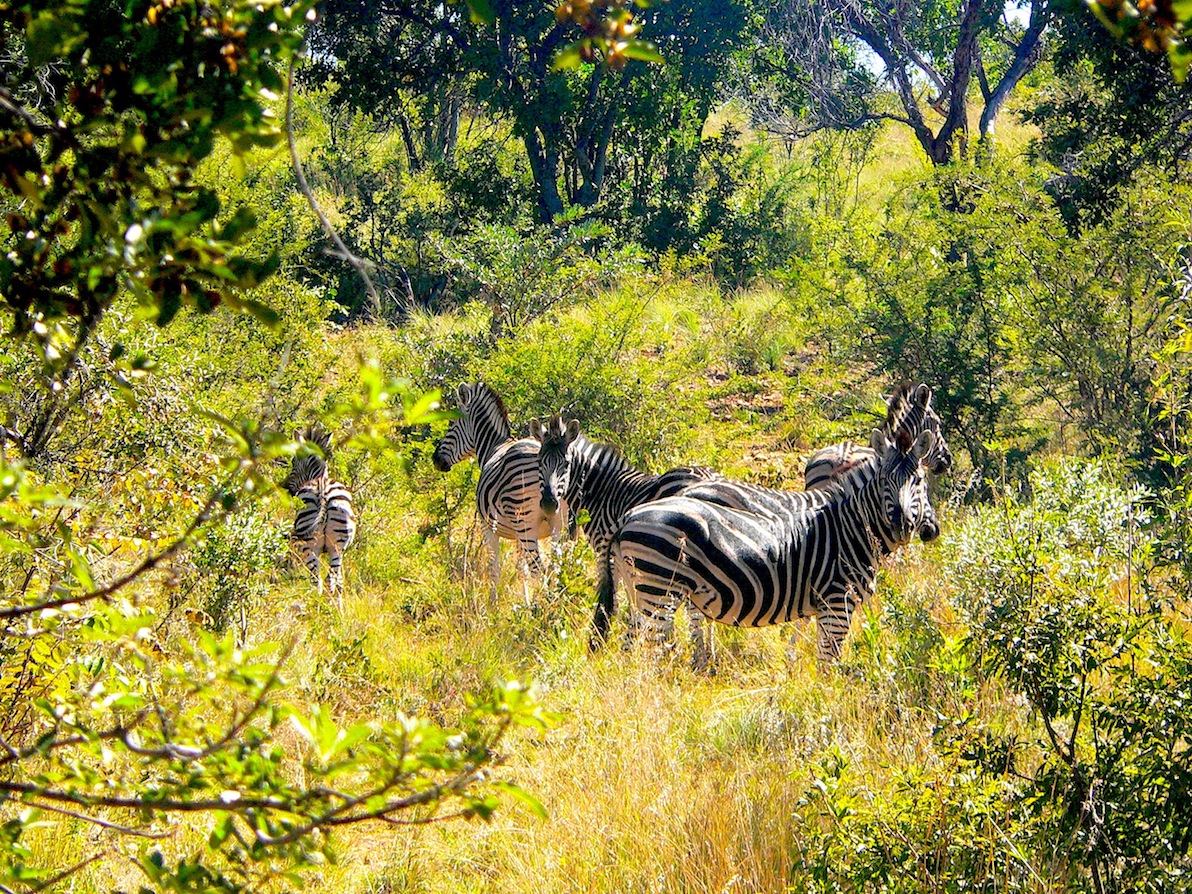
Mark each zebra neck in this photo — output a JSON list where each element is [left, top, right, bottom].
[[567, 437, 639, 503], [473, 410, 512, 466], [820, 463, 902, 556]]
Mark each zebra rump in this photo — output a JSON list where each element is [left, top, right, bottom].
[[284, 426, 356, 597]]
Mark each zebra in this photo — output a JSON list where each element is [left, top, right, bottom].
[[609, 425, 938, 670], [803, 382, 952, 492], [531, 414, 719, 648], [569, 383, 950, 652], [282, 426, 357, 603], [431, 382, 564, 602]]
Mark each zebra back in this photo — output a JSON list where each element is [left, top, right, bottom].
[[432, 382, 513, 471]]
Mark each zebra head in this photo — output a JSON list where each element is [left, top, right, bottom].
[[432, 382, 511, 472], [886, 383, 952, 475], [530, 413, 580, 515], [870, 426, 937, 545], [283, 426, 332, 495]]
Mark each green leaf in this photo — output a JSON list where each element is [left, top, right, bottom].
[[552, 44, 584, 71], [403, 389, 442, 425], [463, 0, 495, 24], [241, 298, 281, 328], [620, 40, 664, 63], [491, 781, 548, 819]]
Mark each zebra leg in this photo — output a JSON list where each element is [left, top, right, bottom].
[[299, 546, 322, 596], [484, 526, 502, 604], [687, 600, 714, 674], [590, 557, 617, 652], [327, 545, 345, 611], [517, 539, 543, 606], [814, 591, 855, 667]]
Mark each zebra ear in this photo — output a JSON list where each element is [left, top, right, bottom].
[[869, 428, 889, 456], [914, 383, 932, 407], [529, 417, 544, 441], [456, 383, 473, 406], [913, 429, 936, 460], [565, 419, 581, 443]]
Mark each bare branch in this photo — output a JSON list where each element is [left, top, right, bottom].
[[27, 802, 172, 839], [285, 57, 390, 318]]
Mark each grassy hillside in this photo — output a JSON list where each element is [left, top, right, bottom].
[[7, 100, 1190, 893]]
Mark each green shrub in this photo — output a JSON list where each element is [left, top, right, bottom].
[[939, 458, 1192, 891], [189, 507, 288, 638], [478, 293, 704, 467]]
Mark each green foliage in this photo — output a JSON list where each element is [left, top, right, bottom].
[[0, 0, 308, 350], [789, 748, 1038, 893], [1028, 4, 1192, 225], [943, 458, 1192, 891], [0, 614, 553, 892], [478, 290, 702, 466], [1087, 0, 1192, 80], [437, 216, 643, 337], [189, 507, 287, 637]]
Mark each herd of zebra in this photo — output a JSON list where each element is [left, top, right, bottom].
[[283, 380, 951, 667]]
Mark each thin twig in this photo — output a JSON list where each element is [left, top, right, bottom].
[[286, 57, 386, 318], [0, 486, 229, 620], [21, 851, 108, 894], [26, 801, 172, 839]]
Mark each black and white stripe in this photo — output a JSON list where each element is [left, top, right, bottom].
[[610, 427, 938, 668], [283, 426, 356, 599], [804, 382, 952, 493], [531, 415, 718, 647], [432, 383, 561, 599]]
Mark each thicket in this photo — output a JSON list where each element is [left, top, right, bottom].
[[1, 1, 1192, 892]]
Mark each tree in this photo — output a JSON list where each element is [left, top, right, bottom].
[[1026, 0, 1192, 226], [1089, 0, 1192, 79], [308, 0, 738, 223], [0, 2, 553, 891], [742, 0, 1053, 164]]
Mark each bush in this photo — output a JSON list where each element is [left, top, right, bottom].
[[940, 458, 1192, 891], [188, 507, 288, 639], [478, 292, 705, 467]]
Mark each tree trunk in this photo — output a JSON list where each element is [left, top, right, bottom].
[[978, 0, 1051, 152], [525, 129, 565, 222]]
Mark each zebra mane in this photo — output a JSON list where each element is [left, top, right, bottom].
[[465, 382, 513, 440], [472, 382, 510, 423]]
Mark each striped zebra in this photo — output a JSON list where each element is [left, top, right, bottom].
[[610, 425, 938, 669], [283, 426, 357, 602], [531, 415, 719, 648], [432, 382, 563, 601], [804, 382, 952, 492]]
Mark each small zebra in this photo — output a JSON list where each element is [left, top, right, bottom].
[[804, 382, 952, 492], [531, 415, 719, 648], [432, 382, 563, 602], [283, 426, 357, 602], [610, 425, 938, 670]]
